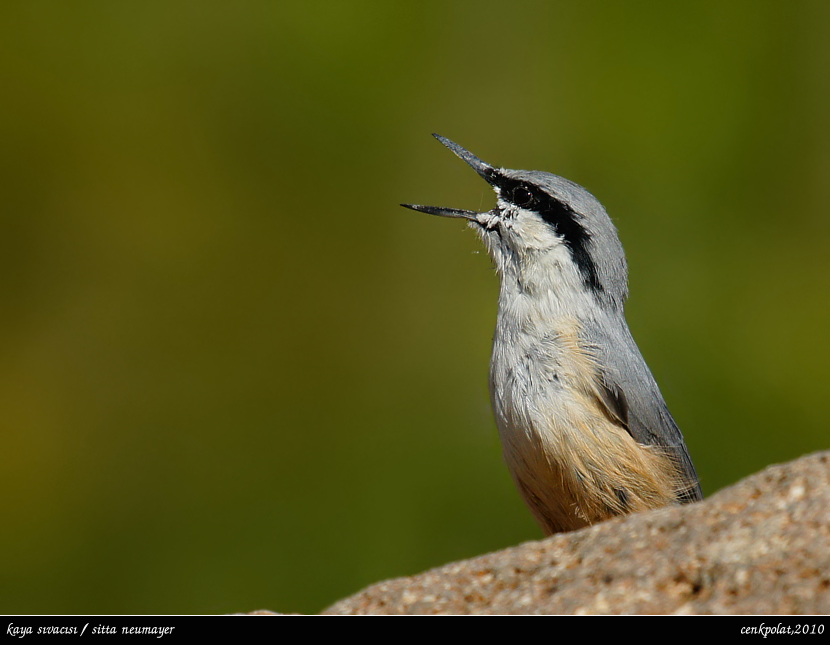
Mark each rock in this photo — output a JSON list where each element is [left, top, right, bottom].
[[322, 452, 830, 614]]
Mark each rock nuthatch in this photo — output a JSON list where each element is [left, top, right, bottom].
[[402, 134, 702, 535]]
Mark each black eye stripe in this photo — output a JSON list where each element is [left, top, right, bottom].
[[510, 186, 534, 207], [499, 177, 602, 294], [502, 182, 541, 208]]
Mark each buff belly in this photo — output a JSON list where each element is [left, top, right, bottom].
[[490, 320, 685, 536]]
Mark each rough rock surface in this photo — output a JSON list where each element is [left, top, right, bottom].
[[322, 452, 830, 614]]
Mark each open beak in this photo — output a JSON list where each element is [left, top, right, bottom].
[[401, 134, 500, 222]]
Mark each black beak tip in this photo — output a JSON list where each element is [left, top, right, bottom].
[[431, 133, 458, 153], [426, 133, 498, 185], [401, 203, 437, 215]]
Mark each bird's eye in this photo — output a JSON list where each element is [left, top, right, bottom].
[[511, 186, 533, 207]]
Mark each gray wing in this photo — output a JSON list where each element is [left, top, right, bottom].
[[585, 317, 703, 503]]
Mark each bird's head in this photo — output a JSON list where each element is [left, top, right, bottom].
[[403, 135, 629, 311]]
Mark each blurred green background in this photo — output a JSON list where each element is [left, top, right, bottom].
[[1, 1, 828, 614]]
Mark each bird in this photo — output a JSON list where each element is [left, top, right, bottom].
[[402, 134, 702, 536]]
